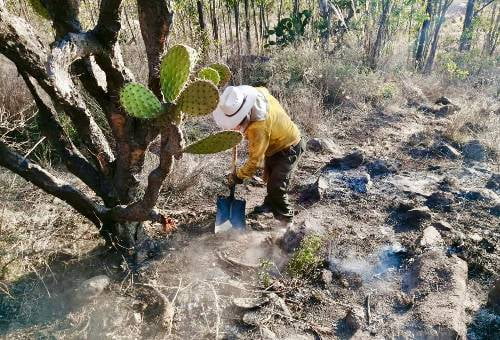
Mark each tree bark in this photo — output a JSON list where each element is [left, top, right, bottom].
[[243, 0, 251, 52], [137, 0, 174, 97], [415, 0, 433, 69], [424, 0, 452, 73], [368, 0, 392, 69], [0, 0, 178, 266], [459, 0, 475, 51]]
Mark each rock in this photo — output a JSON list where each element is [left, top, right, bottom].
[[486, 173, 500, 192], [460, 188, 500, 203], [462, 139, 488, 161], [344, 307, 365, 332], [242, 310, 272, 326], [75, 275, 110, 302], [406, 250, 468, 339], [433, 220, 453, 232], [306, 138, 338, 153], [435, 104, 459, 117], [418, 226, 444, 248], [435, 96, 452, 105], [233, 297, 269, 309], [432, 141, 461, 159], [490, 204, 500, 217], [320, 269, 333, 285], [468, 233, 483, 242], [303, 175, 329, 202], [330, 149, 365, 169], [366, 159, 397, 177], [259, 327, 278, 340], [281, 219, 325, 253], [487, 279, 500, 313], [346, 173, 372, 193], [404, 206, 432, 227], [425, 191, 454, 211]]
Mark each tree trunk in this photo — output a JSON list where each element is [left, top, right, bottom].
[[0, 1, 178, 267], [459, 0, 475, 51], [234, 2, 241, 55], [251, 0, 259, 50], [293, 0, 300, 15], [197, 0, 206, 31], [415, 0, 433, 69], [368, 0, 392, 69], [483, 3, 499, 55], [243, 0, 251, 53], [424, 0, 452, 73]]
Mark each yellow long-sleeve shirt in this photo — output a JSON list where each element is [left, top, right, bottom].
[[236, 87, 301, 180]]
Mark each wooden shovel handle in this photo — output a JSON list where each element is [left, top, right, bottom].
[[232, 146, 237, 175]]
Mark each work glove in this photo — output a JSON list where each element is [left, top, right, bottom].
[[226, 172, 243, 188]]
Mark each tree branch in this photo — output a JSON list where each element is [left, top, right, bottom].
[[0, 140, 105, 227], [20, 71, 119, 206], [137, 0, 174, 97], [94, 0, 124, 45], [109, 124, 183, 222], [0, 7, 115, 175]]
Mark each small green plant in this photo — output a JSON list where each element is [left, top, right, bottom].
[[287, 235, 324, 278], [119, 44, 239, 154], [380, 83, 397, 99], [258, 258, 274, 287], [265, 10, 312, 47]]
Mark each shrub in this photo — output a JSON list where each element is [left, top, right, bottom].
[[287, 235, 324, 278]]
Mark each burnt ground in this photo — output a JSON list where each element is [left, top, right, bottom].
[[0, 95, 499, 339]]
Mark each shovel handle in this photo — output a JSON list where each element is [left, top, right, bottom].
[[230, 146, 237, 199], [232, 146, 237, 175]]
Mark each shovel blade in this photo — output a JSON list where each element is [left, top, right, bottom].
[[215, 196, 246, 233]]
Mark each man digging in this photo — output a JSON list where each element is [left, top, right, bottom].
[[212, 85, 305, 228]]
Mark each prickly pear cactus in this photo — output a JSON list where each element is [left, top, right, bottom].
[[198, 67, 220, 86], [28, 0, 50, 20], [176, 80, 219, 116], [183, 131, 243, 154], [209, 63, 232, 87], [160, 44, 198, 103], [119, 83, 162, 119]]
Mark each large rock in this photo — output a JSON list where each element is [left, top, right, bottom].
[[303, 175, 329, 202], [329, 149, 365, 169], [306, 138, 338, 153], [418, 226, 444, 248], [406, 250, 468, 339], [487, 279, 500, 313], [462, 139, 488, 161]]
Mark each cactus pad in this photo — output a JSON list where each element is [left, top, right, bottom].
[[177, 80, 219, 116], [183, 131, 243, 154], [160, 44, 198, 103], [119, 83, 162, 119], [198, 67, 221, 86], [28, 0, 50, 20], [209, 63, 232, 87]]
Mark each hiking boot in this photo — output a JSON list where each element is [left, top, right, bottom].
[[252, 203, 273, 214]]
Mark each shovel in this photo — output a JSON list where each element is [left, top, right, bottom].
[[215, 146, 246, 233]]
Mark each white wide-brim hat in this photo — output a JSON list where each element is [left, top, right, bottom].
[[213, 85, 259, 130]]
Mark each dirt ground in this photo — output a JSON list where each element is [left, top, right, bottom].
[[0, 89, 499, 339]]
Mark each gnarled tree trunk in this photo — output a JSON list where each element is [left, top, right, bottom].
[[0, 0, 176, 267]]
